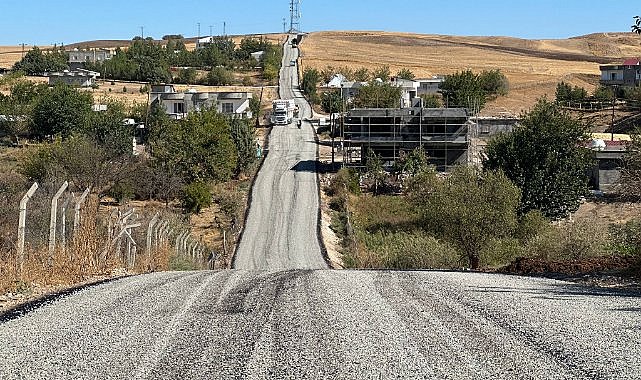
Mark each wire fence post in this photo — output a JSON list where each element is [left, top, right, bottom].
[[48, 181, 69, 264], [60, 195, 72, 257], [73, 187, 90, 235], [17, 182, 38, 277]]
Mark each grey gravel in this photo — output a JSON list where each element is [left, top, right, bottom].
[[0, 270, 639, 379], [2, 37, 640, 380]]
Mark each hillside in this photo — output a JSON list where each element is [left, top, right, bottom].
[[299, 31, 641, 116]]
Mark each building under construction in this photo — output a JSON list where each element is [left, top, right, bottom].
[[342, 107, 474, 170]]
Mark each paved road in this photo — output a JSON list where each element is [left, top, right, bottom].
[[234, 35, 326, 270], [1, 270, 639, 379]]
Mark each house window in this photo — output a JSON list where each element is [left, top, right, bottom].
[[221, 102, 234, 113], [173, 102, 185, 114], [611, 73, 617, 80]]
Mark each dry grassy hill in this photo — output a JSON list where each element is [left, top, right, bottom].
[[299, 31, 641, 116]]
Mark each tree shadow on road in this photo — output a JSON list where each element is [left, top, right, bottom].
[[290, 160, 335, 173]]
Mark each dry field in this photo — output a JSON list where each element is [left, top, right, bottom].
[[299, 31, 641, 116]]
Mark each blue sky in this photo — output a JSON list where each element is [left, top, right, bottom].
[[0, 0, 639, 45]]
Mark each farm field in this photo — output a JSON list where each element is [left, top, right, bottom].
[[299, 31, 641, 115]]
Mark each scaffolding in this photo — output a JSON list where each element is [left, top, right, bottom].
[[341, 108, 473, 171]]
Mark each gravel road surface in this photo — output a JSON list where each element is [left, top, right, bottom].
[[234, 36, 326, 270], [2, 36, 639, 380], [1, 270, 639, 379]]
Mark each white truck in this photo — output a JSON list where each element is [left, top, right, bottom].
[[271, 99, 298, 125]]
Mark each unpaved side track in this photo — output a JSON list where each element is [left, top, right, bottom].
[[234, 36, 326, 270], [0, 270, 639, 379]]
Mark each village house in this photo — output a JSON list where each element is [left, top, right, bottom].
[[149, 84, 253, 119], [600, 58, 641, 87], [46, 69, 100, 87], [67, 48, 113, 70]]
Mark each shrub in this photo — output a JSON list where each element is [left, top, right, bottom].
[[481, 238, 525, 268], [327, 168, 360, 197], [525, 219, 610, 260], [181, 181, 212, 214], [609, 219, 641, 256]]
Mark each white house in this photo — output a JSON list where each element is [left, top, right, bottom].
[[415, 77, 444, 95], [250, 51, 265, 61], [150, 85, 253, 119], [68, 48, 113, 70], [47, 69, 100, 87]]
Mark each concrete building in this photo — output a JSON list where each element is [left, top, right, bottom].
[[68, 48, 113, 70], [150, 84, 253, 119], [415, 77, 444, 96], [600, 58, 641, 87], [390, 77, 419, 108], [343, 107, 472, 170], [47, 69, 100, 87], [250, 51, 265, 61], [196, 36, 216, 50], [588, 138, 628, 192]]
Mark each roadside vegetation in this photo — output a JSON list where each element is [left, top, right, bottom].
[[326, 99, 641, 277], [0, 77, 264, 296]]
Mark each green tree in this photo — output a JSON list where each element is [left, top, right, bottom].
[[13, 46, 68, 75], [365, 150, 386, 194], [420, 94, 442, 108], [396, 68, 415, 80], [440, 70, 486, 110], [372, 65, 391, 81], [230, 117, 257, 175], [479, 69, 509, 98], [181, 181, 212, 214], [411, 166, 521, 269], [301, 68, 320, 104], [32, 84, 93, 139], [321, 90, 344, 113], [593, 86, 614, 102], [483, 98, 593, 219], [151, 108, 237, 183], [174, 68, 197, 84], [206, 66, 233, 85], [353, 67, 371, 82], [354, 80, 403, 108]]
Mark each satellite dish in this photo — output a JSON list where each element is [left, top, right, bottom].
[[590, 139, 606, 151]]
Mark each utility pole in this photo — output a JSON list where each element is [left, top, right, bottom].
[[283, 18, 287, 33], [223, 21, 226, 36], [209, 25, 213, 37], [140, 26, 144, 39], [197, 22, 201, 39]]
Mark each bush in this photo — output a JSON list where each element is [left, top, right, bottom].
[[609, 219, 641, 256], [207, 67, 233, 86], [350, 231, 459, 269], [514, 210, 551, 243], [481, 238, 525, 268], [181, 181, 212, 214], [525, 219, 610, 261], [327, 168, 360, 197]]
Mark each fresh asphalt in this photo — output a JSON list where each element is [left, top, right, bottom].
[[0, 36, 639, 379]]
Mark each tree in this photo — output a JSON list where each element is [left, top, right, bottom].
[[230, 117, 257, 175], [321, 90, 344, 113], [354, 80, 402, 108], [301, 68, 320, 104], [13, 46, 68, 75], [420, 94, 442, 108], [174, 68, 197, 84], [365, 150, 386, 194], [483, 98, 593, 220], [151, 108, 237, 183], [353, 67, 371, 82], [409, 166, 521, 269], [372, 65, 391, 81], [32, 84, 93, 139], [206, 67, 233, 85], [479, 69, 509, 98], [181, 181, 212, 214], [396, 68, 415, 80], [440, 70, 486, 110]]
